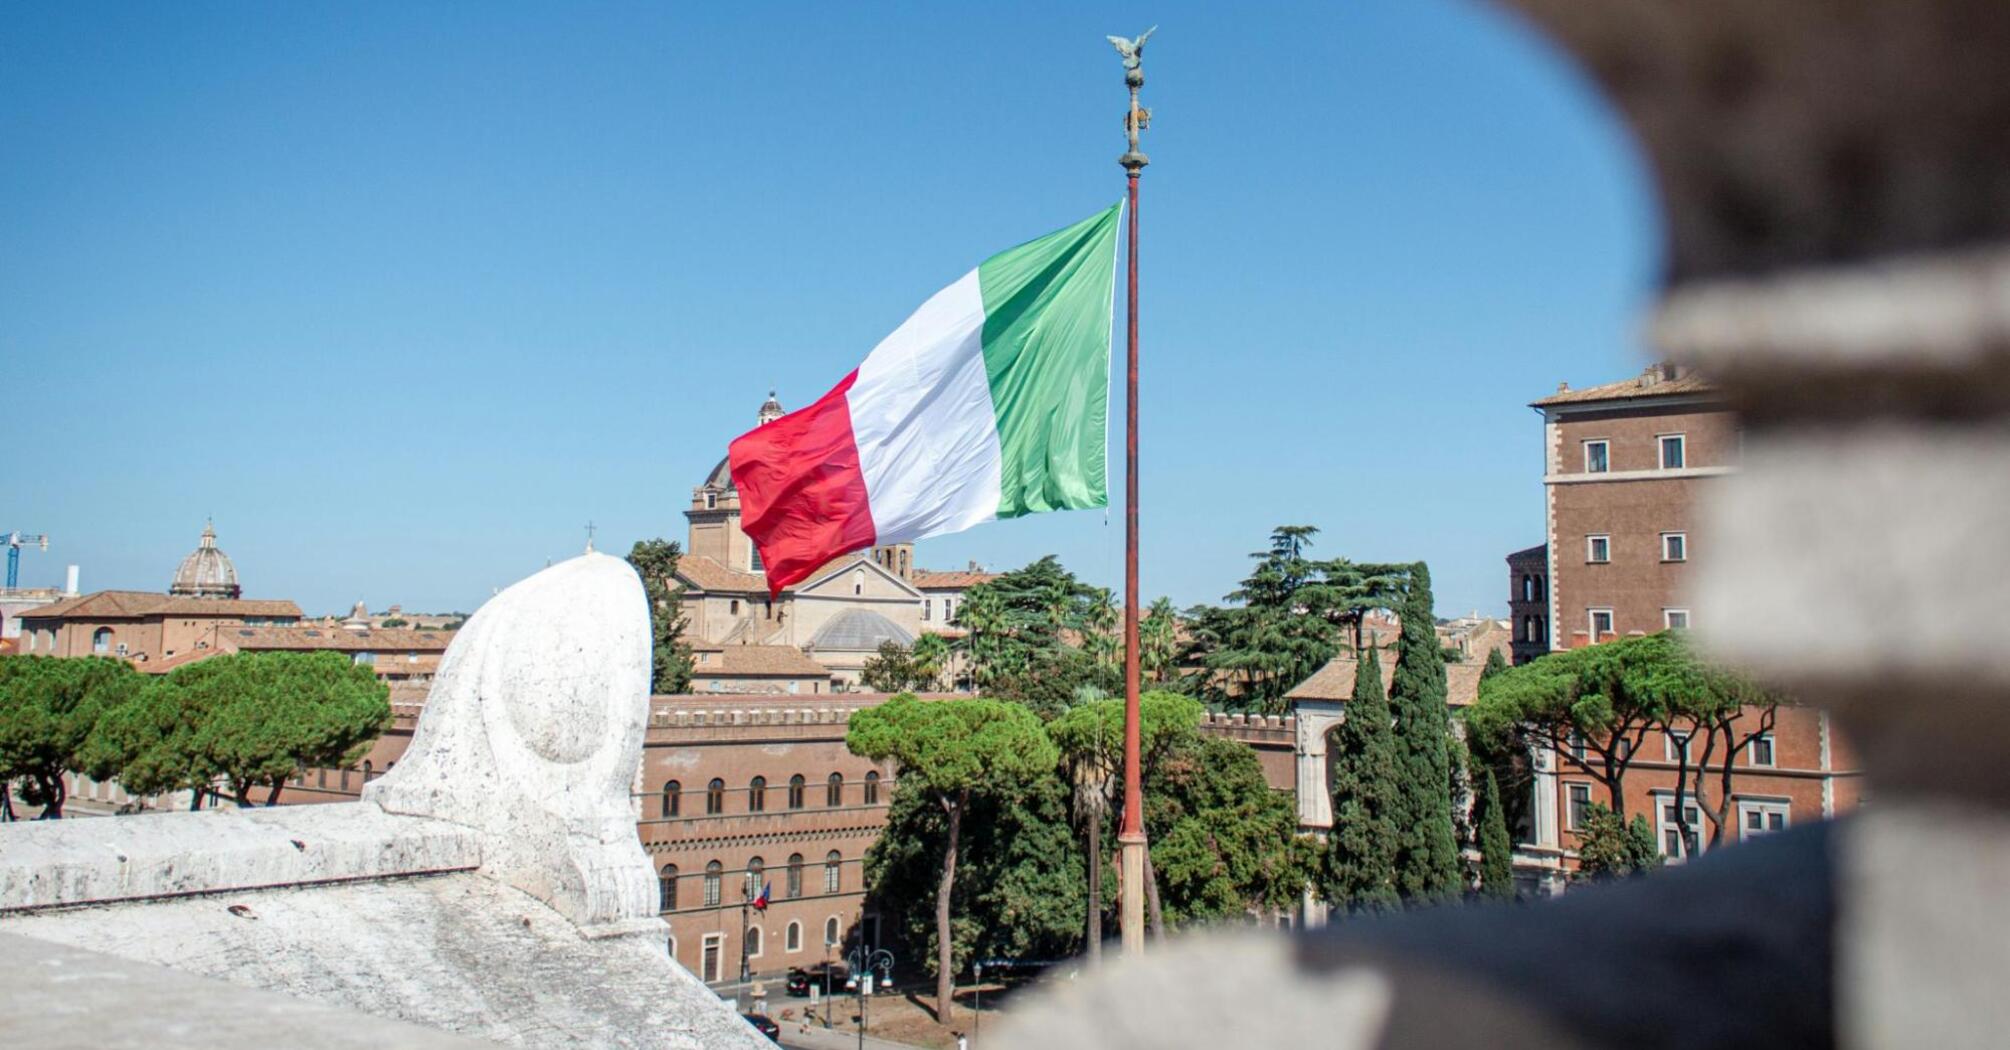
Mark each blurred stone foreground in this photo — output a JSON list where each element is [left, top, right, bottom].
[[0, 553, 769, 1050], [1002, 2, 2010, 1049]]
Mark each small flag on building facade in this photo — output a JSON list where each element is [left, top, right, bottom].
[[752, 881, 771, 912], [730, 204, 1123, 594]]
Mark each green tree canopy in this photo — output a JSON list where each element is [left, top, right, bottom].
[[0, 656, 142, 819], [1147, 733, 1314, 924], [82, 650, 391, 808], [847, 695, 1058, 1016], [1323, 648, 1401, 912], [1388, 563, 1460, 901], [626, 538, 693, 694], [1181, 527, 1406, 714], [1469, 631, 1724, 822], [1476, 768, 1514, 900], [950, 556, 1114, 711], [1574, 802, 1660, 881]]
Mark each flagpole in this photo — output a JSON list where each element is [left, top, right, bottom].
[[1110, 27, 1154, 957]]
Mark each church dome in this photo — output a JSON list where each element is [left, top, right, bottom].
[[704, 455, 735, 492], [170, 521, 241, 599], [808, 609, 914, 652]]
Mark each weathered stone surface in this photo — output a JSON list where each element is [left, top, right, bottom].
[[1498, 0, 2010, 284], [997, 933, 1392, 1050], [4, 873, 763, 1049], [1840, 804, 2010, 1050], [0, 803, 478, 912], [0, 554, 766, 1049], [1696, 424, 2010, 686], [0, 932, 495, 1050], [366, 552, 659, 932]]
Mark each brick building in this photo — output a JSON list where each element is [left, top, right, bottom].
[[266, 688, 1302, 982], [1507, 366, 1860, 881]]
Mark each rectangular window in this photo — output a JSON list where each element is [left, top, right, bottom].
[[1657, 797, 1704, 859], [1589, 609, 1614, 638], [1665, 730, 1693, 763], [1748, 734, 1776, 767], [1565, 783, 1591, 830], [1661, 532, 1687, 562], [1659, 434, 1686, 469], [1566, 731, 1586, 764], [1739, 800, 1790, 840], [1583, 440, 1610, 474], [1587, 535, 1610, 563], [922, 599, 932, 621], [1664, 609, 1691, 630], [701, 935, 724, 982]]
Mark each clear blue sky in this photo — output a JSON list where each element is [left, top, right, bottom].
[[1, 2, 1659, 618]]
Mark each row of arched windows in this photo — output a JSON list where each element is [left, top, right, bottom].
[[659, 771, 880, 818], [657, 851, 845, 912]]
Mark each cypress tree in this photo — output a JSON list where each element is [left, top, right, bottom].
[[1324, 648, 1399, 913], [1477, 769, 1514, 900], [1388, 563, 1460, 901], [1481, 647, 1509, 681]]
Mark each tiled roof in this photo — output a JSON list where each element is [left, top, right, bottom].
[[20, 591, 303, 621], [674, 553, 880, 595], [910, 570, 999, 590], [1506, 543, 1547, 563], [138, 649, 223, 674], [1285, 652, 1398, 702], [691, 644, 831, 678], [221, 626, 455, 652], [1284, 645, 1500, 707], [1530, 370, 1718, 407], [674, 556, 766, 594]]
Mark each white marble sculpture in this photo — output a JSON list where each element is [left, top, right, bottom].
[[365, 551, 658, 933]]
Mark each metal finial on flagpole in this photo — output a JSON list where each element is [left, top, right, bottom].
[[1107, 24, 1154, 958]]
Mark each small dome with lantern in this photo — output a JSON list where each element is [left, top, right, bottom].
[[169, 520, 242, 599]]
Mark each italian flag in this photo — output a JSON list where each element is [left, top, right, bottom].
[[730, 203, 1122, 594]]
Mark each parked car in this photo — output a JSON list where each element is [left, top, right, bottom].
[[785, 962, 848, 997], [742, 1013, 780, 1042]]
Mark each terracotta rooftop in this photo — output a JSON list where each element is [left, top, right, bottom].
[[674, 553, 879, 595], [1285, 652, 1398, 702], [1530, 369, 1719, 407], [911, 570, 999, 590], [221, 626, 455, 652], [1284, 646, 1502, 708], [20, 591, 303, 621], [691, 644, 831, 678]]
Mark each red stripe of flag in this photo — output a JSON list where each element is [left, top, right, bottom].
[[729, 370, 878, 596]]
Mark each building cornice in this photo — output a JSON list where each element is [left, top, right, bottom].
[[1543, 466, 1736, 486]]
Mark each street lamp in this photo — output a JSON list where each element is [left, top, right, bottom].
[[845, 946, 895, 1050]]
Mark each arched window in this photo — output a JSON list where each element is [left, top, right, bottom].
[[92, 627, 112, 653], [746, 924, 762, 957], [704, 861, 723, 907], [749, 776, 767, 812], [825, 916, 841, 948], [663, 780, 681, 818], [787, 853, 804, 899], [786, 921, 802, 952], [824, 850, 842, 894], [864, 771, 880, 805], [707, 778, 725, 815], [747, 856, 765, 901], [361, 760, 373, 781], [729, 599, 740, 615], [826, 772, 844, 807], [659, 864, 679, 912], [852, 569, 865, 596], [788, 774, 805, 810]]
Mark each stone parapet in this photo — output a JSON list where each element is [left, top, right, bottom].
[[0, 804, 479, 913]]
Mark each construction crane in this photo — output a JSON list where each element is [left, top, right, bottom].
[[4, 531, 49, 590]]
